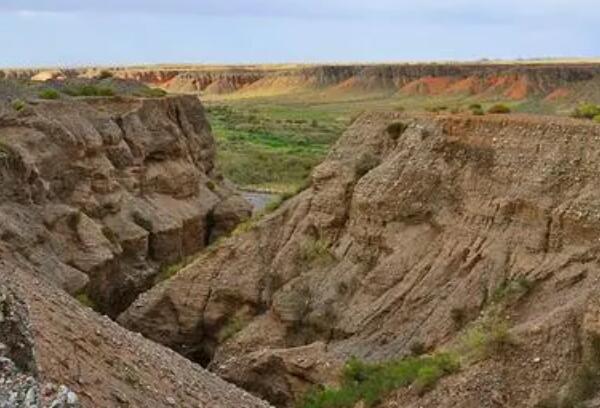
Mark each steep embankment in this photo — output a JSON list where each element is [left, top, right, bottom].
[[105, 63, 600, 102], [121, 112, 600, 407], [7, 63, 600, 103], [0, 257, 271, 408], [0, 96, 251, 317], [0, 95, 273, 408]]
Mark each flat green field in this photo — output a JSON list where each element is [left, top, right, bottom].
[[205, 92, 570, 193]]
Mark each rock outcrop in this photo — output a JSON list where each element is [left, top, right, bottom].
[[0, 255, 270, 408], [121, 112, 600, 407], [0, 95, 251, 317]]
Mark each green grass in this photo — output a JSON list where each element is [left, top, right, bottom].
[[75, 291, 99, 311], [298, 353, 459, 408], [38, 88, 60, 100], [63, 84, 115, 97], [206, 103, 344, 193], [296, 238, 336, 268], [459, 317, 513, 360], [206, 91, 575, 194], [137, 87, 168, 98], [11, 99, 26, 111]]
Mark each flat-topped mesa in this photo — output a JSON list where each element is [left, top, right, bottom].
[[120, 112, 600, 407], [102, 63, 600, 99], [7, 62, 600, 100], [0, 95, 251, 317]]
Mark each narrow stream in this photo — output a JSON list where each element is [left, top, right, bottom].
[[241, 191, 278, 215]]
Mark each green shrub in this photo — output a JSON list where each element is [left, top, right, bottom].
[[11, 99, 25, 111], [75, 291, 98, 310], [460, 317, 513, 360], [264, 195, 285, 213], [38, 88, 60, 100], [231, 218, 258, 236], [64, 85, 115, 97], [571, 103, 600, 119], [98, 70, 113, 79], [140, 87, 167, 98], [298, 353, 459, 408], [386, 122, 408, 140], [471, 107, 485, 116], [491, 276, 533, 304], [426, 105, 448, 113], [469, 103, 482, 110], [488, 104, 511, 114], [217, 316, 249, 342], [450, 307, 467, 328], [409, 340, 426, 356], [297, 238, 335, 268]]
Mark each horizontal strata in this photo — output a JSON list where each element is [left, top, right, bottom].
[[4, 63, 600, 100], [120, 111, 600, 406]]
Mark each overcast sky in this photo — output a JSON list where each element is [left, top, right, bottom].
[[0, 0, 597, 67]]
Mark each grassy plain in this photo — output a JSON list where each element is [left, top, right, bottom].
[[205, 91, 568, 193]]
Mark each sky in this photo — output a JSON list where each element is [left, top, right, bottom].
[[0, 0, 597, 67]]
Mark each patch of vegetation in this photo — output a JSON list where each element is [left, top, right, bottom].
[[386, 122, 408, 140], [154, 255, 199, 285], [231, 217, 259, 236], [571, 103, 600, 120], [297, 238, 336, 268], [217, 316, 250, 342], [354, 153, 381, 177], [139, 87, 168, 98], [11, 99, 26, 111], [469, 103, 483, 110], [298, 353, 459, 408], [98, 70, 114, 80], [491, 276, 534, 304], [64, 85, 115, 97], [471, 106, 485, 116], [75, 291, 99, 311], [487, 104, 511, 114], [459, 316, 514, 360], [38, 88, 60, 100], [409, 340, 427, 356], [450, 307, 467, 329], [206, 180, 216, 191], [426, 105, 448, 113], [206, 103, 340, 193]]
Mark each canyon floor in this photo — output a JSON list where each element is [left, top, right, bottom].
[[3, 63, 600, 407]]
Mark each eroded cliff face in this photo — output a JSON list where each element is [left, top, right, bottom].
[[107, 63, 600, 100], [0, 95, 251, 317], [0, 255, 271, 408], [8, 63, 600, 101], [120, 112, 600, 407]]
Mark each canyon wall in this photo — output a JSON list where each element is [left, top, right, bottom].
[[121, 112, 600, 406], [0, 95, 251, 317]]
